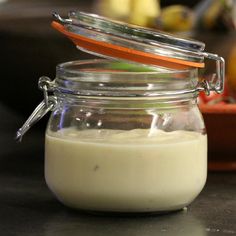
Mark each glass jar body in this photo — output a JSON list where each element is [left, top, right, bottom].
[[45, 60, 207, 213]]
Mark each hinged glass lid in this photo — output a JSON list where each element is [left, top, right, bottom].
[[51, 10, 225, 93], [52, 11, 206, 69], [66, 11, 204, 52]]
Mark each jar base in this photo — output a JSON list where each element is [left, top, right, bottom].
[[75, 208, 186, 217], [59, 200, 189, 216]]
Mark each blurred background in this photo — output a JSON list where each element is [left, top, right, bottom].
[[1, 0, 236, 169], [1, 0, 236, 115]]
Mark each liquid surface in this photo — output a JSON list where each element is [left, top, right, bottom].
[[45, 128, 207, 212]]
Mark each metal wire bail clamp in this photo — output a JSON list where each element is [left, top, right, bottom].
[[16, 77, 57, 141]]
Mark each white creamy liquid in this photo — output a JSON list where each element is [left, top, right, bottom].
[[45, 128, 207, 212]]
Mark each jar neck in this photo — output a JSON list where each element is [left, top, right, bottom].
[[55, 91, 198, 109]]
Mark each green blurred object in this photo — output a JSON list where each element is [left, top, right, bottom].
[[108, 62, 156, 72]]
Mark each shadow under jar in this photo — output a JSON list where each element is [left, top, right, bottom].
[[42, 59, 207, 213]]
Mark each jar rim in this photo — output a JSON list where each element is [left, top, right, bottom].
[[56, 59, 197, 76], [54, 59, 199, 99]]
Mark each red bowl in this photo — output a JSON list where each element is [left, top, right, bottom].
[[200, 104, 236, 171]]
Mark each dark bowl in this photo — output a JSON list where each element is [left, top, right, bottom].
[[200, 104, 236, 171]]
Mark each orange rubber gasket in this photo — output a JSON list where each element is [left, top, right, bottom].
[[52, 21, 205, 70]]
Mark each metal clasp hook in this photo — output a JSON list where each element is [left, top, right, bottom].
[[199, 52, 225, 95], [38, 76, 55, 107], [52, 12, 72, 24], [16, 97, 57, 142], [16, 77, 57, 142], [206, 52, 225, 94]]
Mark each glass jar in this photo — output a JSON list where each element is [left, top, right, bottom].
[[17, 10, 225, 214], [18, 59, 208, 213]]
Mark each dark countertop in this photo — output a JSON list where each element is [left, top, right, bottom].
[[1, 171, 236, 236], [0, 104, 236, 236]]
